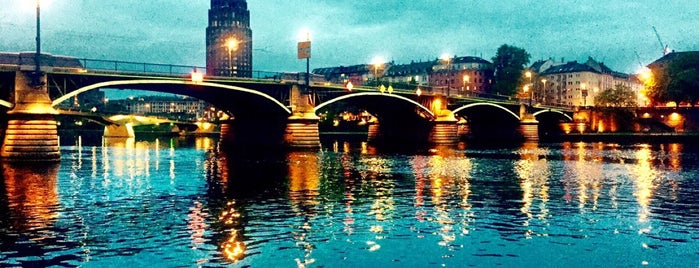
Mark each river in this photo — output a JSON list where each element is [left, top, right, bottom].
[[1, 134, 698, 267]]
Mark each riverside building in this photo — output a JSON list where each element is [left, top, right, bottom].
[[206, 0, 253, 78]]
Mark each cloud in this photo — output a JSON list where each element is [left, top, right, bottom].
[[1, 0, 698, 74]]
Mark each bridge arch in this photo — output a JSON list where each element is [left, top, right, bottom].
[[51, 79, 291, 116], [452, 102, 521, 121], [533, 109, 573, 121], [0, 99, 12, 108], [315, 92, 436, 145], [314, 92, 435, 118]]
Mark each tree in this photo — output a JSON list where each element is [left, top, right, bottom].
[[594, 84, 638, 108], [648, 53, 699, 106], [593, 84, 638, 132], [491, 44, 531, 96]]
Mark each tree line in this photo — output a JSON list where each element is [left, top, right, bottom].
[[491, 45, 699, 108]]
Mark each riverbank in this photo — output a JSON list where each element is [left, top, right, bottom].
[[551, 132, 699, 143]]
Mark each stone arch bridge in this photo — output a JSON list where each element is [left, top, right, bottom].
[[0, 59, 572, 161]]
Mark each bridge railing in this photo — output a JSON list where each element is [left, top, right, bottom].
[[79, 58, 202, 76], [69, 58, 570, 110], [77, 58, 284, 81]]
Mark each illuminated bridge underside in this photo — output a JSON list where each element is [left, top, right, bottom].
[[316, 93, 436, 144], [454, 103, 572, 140], [52, 80, 291, 118], [52, 79, 295, 147]]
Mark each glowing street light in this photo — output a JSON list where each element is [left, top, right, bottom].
[[440, 53, 453, 96], [540, 78, 547, 104], [191, 68, 204, 84], [524, 70, 533, 108], [345, 81, 353, 92], [226, 38, 239, 77], [371, 56, 385, 88]]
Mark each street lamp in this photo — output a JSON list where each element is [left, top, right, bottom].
[[525, 71, 533, 108], [191, 68, 204, 84], [226, 38, 239, 77], [32, 0, 43, 88], [540, 78, 547, 104], [371, 56, 385, 88], [440, 54, 453, 96]]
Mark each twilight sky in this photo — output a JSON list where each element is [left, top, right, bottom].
[[1, 0, 698, 74]]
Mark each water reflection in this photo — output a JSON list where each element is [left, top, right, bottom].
[[514, 142, 550, 238], [0, 162, 77, 267], [1, 162, 60, 231], [412, 147, 473, 248], [288, 151, 321, 266], [4, 134, 699, 267], [208, 147, 289, 264]]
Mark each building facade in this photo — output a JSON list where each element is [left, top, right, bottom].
[[430, 56, 494, 96], [312, 55, 493, 95], [313, 64, 373, 87], [385, 60, 434, 87], [206, 0, 253, 78], [117, 96, 209, 121], [538, 57, 643, 107]]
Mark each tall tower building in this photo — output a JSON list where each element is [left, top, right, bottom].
[[206, 0, 253, 77]]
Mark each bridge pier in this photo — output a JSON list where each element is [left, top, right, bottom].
[[284, 85, 320, 149], [428, 110, 459, 145], [519, 104, 539, 141], [457, 118, 470, 139], [103, 124, 135, 138], [1, 71, 60, 161]]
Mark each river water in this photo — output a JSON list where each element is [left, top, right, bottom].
[[1, 135, 698, 267]]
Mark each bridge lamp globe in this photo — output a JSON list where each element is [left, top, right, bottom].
[[191, 68, 204, 84], [345, 81, 354, 92]]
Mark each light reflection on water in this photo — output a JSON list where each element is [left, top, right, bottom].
[[1, 136, 698, 267]]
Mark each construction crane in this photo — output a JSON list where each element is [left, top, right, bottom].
[[652, 26, 670, 56]]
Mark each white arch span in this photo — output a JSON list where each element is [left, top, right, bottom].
[[0, 99, 13, 108], [51, 79, 291, 114], [532, 109, 573, 121], [452, 102, 521, 120], [314, 92, 435, 118]]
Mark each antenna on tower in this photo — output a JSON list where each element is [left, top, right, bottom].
[[652, 26, 670, 56], [634, 50, 644, 68]]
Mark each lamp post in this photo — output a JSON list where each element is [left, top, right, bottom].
[[540, 78, 547, 105], [32, 0, 42, 88], [371, 56, 385, 89], [440, 54, 452, 96], [226, 38, 238, 77], [525, 71, 533, 108], [297, 30, 312, 98]]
